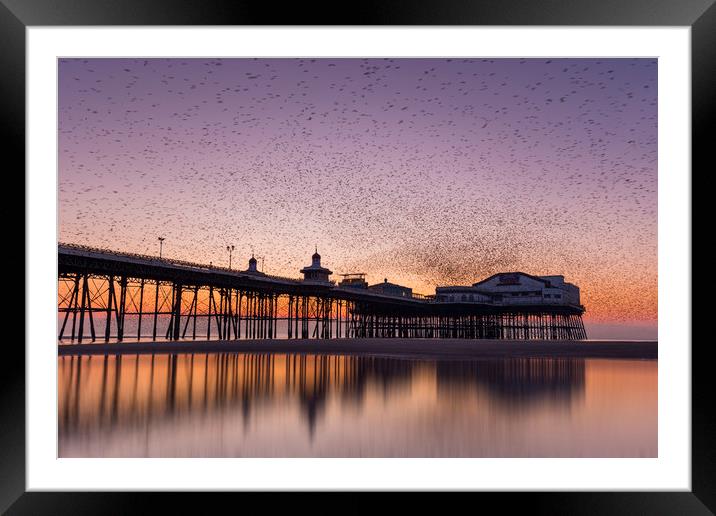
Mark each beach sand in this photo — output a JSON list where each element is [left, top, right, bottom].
[[58, 338, 657, 360]]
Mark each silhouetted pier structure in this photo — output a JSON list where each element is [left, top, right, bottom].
[[58, 243, 587, 343]]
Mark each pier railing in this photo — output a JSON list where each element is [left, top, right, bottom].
[[59, 242, 304, 284]]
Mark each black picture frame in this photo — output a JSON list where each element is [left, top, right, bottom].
[[4, 0, 710, 512]]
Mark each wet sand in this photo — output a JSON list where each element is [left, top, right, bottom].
[[57, 338, 657, 360]]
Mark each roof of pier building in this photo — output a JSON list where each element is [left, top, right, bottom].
[[367, 278, 413, 298], [242, 255, 265, 276], [434, 272, 582, 306], [471, 272, 577, 291], [300, 248, 333, 283], [338, 273, 368, 289], [433, 286, 492, 302]]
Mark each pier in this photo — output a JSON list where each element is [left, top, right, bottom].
[[58, 243, 588, 343]]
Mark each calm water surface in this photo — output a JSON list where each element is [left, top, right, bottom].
[[58, 353, 657, 457]]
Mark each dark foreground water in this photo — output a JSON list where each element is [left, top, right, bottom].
[[58, 353, 657, 457]]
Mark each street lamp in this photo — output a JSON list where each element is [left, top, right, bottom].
[[226, 245, 235, 269], [158, 237, 165, 258]]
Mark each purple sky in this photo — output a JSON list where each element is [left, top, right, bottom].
[[58, 58, 657, 336]]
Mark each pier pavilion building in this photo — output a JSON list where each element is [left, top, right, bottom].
[[300, 249, 333, 284], [338, 273, 368, 289], [435, 272, 580, 307], [242, 255, 265, 276], [368, 278, 413, 298]]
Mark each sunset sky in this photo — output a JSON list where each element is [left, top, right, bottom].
[[58, 58, 657, 338]]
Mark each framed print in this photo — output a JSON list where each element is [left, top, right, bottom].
[[6, 0, 711, 512]]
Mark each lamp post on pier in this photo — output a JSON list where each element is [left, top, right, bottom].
[[158, 237, 165, 258], [227, 245, 235, 269]]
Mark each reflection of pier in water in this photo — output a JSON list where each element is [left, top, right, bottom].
[[59, 353, 585, 437], [436, 359, 585, 406]]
